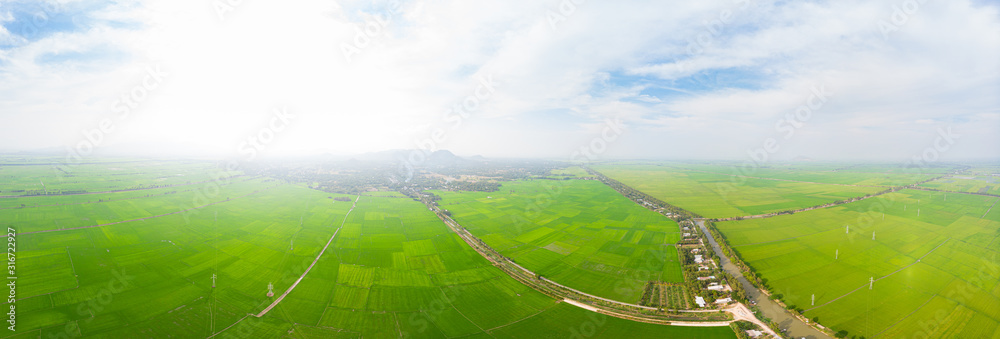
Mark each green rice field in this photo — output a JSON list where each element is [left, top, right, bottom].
[[715, 189, 1000, 338], [919, 176, 1000, 195], [593, 163, 926, 218], [432, 179, 684, 304], [2, 159, 735, 338]]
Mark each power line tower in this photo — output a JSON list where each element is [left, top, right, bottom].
[[267, 282, 275, 297], [211, 274, 217, 288], [869, 277, 874, 290]]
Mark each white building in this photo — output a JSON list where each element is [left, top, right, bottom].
[[695, 296, 706, 308], [694, 255, 704, 263], [714, 297, 732, 304], [746, 330, 763, 338]]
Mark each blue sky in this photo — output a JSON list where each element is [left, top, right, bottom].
[[0, 0, 998, 161]]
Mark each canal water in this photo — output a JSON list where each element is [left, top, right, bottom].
[[696, 220, 831, 339]]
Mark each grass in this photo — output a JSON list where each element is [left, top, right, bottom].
[[594, 164, 899, 218], [919, 176, 1000, 195], [715, 189, 1000, 338], [3, 159, 735, 338], [432, 179, 683, 304]]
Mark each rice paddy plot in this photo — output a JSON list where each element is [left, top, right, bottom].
[[715, 189, 1000, 338], [919, 176, 1000, 195], [432, 179, 683, 304], [594, 164, 889, 218], [3, 159, 737, 338]]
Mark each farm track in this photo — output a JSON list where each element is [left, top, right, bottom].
[[15, 185, 278, 236], [709, 177, 949, 222], [0, 175, 246, 199], [870, 293, 936, 338], [982, 197, 999, 219], [804, 238, 951, 312], [254, 194, 360, 318], [420, 190, 787, 337], [909, 186, 1000, 198]]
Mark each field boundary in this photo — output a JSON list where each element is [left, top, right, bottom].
[[0, 174, 247, 198], [982, 197, 999, 219], [15, 185, 277, 235], [804, 238, 951, 312], [403, 185, 783, 335], [672, 168, 890, 188], [254, 194, 360, 318]]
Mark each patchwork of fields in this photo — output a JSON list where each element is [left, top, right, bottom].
[[715, 189, 1000, 338], [2, 161, 736, 338], [433, 179, 684, 304], [593, 164, 929, 218], [919, 176, 1000, 195]]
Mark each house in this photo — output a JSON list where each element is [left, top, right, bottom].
[[683, 233, 691, 237], [714, 297, 732, 304], [697, 275, 716, 281], [746, 330, 763, 338], [707, 284, 726, 291], [691, 248, 700, 253], [698, 265, 709, 271], [694, 255, 704, 263], [695, 296, 706, 308]]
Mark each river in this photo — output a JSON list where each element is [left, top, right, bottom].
[[696, 220, 831, 339]]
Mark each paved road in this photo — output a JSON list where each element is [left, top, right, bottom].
[[696, 219, 831, 339]]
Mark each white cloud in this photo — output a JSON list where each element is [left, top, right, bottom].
[[0, 0, 997, 160]]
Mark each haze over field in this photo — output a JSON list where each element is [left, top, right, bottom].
[[1, 0, 998, 161]]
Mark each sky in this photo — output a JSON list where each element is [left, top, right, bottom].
[[0, 0, 998, 161]]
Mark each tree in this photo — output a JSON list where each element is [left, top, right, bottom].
[[834, 330, 849, 338]]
